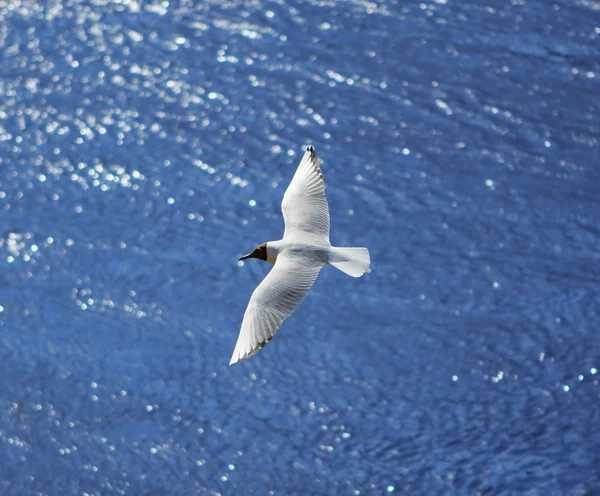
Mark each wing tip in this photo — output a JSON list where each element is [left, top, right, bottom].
[[229, 337, 273, 365], [306, 146, 319, 164], [229, 347, 247, 365], [303, 146, 324, 183]]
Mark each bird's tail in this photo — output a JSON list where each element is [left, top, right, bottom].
[[329, 247, 370, 277]]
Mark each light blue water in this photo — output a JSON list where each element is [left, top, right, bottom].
[[1, 1, 599, 494]]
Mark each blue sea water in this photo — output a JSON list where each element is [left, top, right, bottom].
[[1, 0, 599, 494]]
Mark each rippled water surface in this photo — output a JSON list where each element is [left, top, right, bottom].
[[1, 0, 599, 494]]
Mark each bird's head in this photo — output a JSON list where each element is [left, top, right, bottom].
[[239, 242, 268, 262]]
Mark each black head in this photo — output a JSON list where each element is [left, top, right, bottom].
[[239, 242, 267, 262]]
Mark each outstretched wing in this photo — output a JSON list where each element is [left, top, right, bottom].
[[281, 146, 330, 240], [230, 255, 322, 365]]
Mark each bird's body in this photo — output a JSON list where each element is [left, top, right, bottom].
[[264, 236, 331, 265], [230, 146, 370, 365]]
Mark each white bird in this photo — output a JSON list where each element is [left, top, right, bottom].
[[230, 146, 370, 365]]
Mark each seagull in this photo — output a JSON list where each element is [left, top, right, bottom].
[[230, 146, 370, 365]]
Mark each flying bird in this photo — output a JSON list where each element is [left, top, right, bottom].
[[230, 146, 370, 365]]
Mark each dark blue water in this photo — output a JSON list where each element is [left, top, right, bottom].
[[1, 1, 599, 494]]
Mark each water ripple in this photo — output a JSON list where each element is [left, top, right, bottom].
[[0, 0, 599, 494]]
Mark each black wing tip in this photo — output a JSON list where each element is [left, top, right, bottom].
[[303, 145, 324, 182], [232, 337, 272, 364], [306, 146, 319, 164]]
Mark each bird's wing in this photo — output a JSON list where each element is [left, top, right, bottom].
[[281, 146, 330, 240], [230, 255, 322, 365]]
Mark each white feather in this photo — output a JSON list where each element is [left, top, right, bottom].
[[281, 147, 330, 240], [230, 256, 322, 364]]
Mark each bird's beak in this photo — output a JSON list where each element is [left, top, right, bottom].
[[239, 252, 252, 261]]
